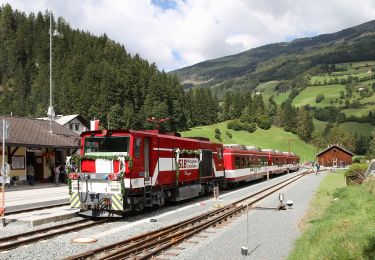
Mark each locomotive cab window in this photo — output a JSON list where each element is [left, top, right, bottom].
[[84, 136, 130, 154]]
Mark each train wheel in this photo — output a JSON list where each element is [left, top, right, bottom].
[[135, 201, 145, 212], [158, 196, 165, 206]]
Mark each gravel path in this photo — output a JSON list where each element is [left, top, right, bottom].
[[0, 169, 318, 259]]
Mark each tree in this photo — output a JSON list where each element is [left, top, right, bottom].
[[107, 104, 123, 129], [296, 108, 314, 142], [326, 127, 355, 152]]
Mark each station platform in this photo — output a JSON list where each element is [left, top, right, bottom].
[[0, 182, 70, 222], [5, 205, 79, 227]]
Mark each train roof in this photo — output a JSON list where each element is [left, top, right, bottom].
[[80, 129, 221, 146]]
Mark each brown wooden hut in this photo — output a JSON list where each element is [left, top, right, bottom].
[[316, 144, 354, 167]]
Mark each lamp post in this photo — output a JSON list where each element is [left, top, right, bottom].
[[47, 11, 56, 133]]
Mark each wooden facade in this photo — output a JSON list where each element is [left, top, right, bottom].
[[316, 145, 354, 167]]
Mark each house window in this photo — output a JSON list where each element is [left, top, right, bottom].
[[75, 124, 80, 131], [69, 123, 73, 130]]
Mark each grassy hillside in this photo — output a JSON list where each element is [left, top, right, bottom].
[[181, 121, 316, 161], [293, 84, 345, 108], [313, 119, 328, 133], [339, 122, 374, 136], [256, 81, 290, 105], [313, 119, 373, 136]]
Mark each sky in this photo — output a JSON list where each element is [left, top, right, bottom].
[[1, 0, 375, 72]]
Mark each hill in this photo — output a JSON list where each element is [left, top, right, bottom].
[[171, 20, 375, 94], [181, 121, 316, 161]]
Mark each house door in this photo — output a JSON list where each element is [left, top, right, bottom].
[[333, 157, 337, 167], [27, 152, 44, 181]]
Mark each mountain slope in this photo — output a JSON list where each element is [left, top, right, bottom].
[[171, 20, 375, 91]]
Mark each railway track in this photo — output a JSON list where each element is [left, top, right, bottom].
[[66, 170, 310, 260], [0, 218, 108, 251], [5, 202, 70, 216]]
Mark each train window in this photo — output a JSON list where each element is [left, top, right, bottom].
[[134, 138, 142, 158], [84, 136, 130, 154], [235, 157, 241, 168]]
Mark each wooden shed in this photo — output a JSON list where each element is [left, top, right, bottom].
[[316, 144, 354, 168]]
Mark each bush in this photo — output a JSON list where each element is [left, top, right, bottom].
[[257, 116, 272, 130], [344, 163, 368, 185], [227, 121, 234, 129], [214, 132, 221, 141], [243, 122, 256, 133], [316, 94, 325, 103], [214, 128, 221, 134], [231, 120, 243, 131], [226, 131, 232, 138]]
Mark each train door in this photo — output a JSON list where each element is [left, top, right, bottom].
[[144, 138, 150, 183], [200, 150, 213, 177]]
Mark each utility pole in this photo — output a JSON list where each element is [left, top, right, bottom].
[[47, 11, 56, 133]]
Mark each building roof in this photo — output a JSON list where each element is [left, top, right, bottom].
[[316, 144, 354, 157], [0, 116, 80, 148], [38, 114, 89, 128]]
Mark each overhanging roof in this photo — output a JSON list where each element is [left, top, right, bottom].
[[0, 116, 79, 148], [316, 144, 354, 157]]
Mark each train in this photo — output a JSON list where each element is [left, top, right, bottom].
[[67, 129, 300, 217]]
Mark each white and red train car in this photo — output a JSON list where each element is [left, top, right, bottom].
[[67, 129, 299, 217], [223, 145, 299, 184]]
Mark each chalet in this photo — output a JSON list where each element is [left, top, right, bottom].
[[38, 114, 89, 135], [316, 144, 354, 168], [0, 116, 79, 182]]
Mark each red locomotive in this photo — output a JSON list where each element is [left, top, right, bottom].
[[67, 129, 299, 217]]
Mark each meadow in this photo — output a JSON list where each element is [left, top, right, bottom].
[[181, 121, 316, 161]]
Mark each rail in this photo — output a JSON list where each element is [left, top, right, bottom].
[[0, 218, 108, 251], [66, 170, 310, 260]]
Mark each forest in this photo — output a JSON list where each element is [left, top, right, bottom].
[[0, 4, 220, 131]]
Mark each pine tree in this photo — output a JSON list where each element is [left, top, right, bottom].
[[107, 104, 123, 129], [296, 108, 314, 142]]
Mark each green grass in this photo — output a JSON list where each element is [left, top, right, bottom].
[[313, 119, 373, 136], [339, 122, 374, 136], [289, 172, 375, 260], [256, 81, 290, 105], [181, 121, 316, 161], [313, 119, 328, 133], [293, 85, 345, 108], [342, 106, 374, 117]]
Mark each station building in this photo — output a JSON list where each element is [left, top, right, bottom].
[[316, 144, 354, 168], [0, 116, 79, 182]]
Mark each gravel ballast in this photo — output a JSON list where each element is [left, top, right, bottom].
[[171, 171, 325, 260]]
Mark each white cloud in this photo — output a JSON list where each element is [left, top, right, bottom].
[[1, 0, 375, 71]]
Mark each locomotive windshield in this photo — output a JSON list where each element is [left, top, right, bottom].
[[84, 136, 130, 155]]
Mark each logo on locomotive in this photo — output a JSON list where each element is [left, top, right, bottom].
[[178, 158, 199, 170]]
